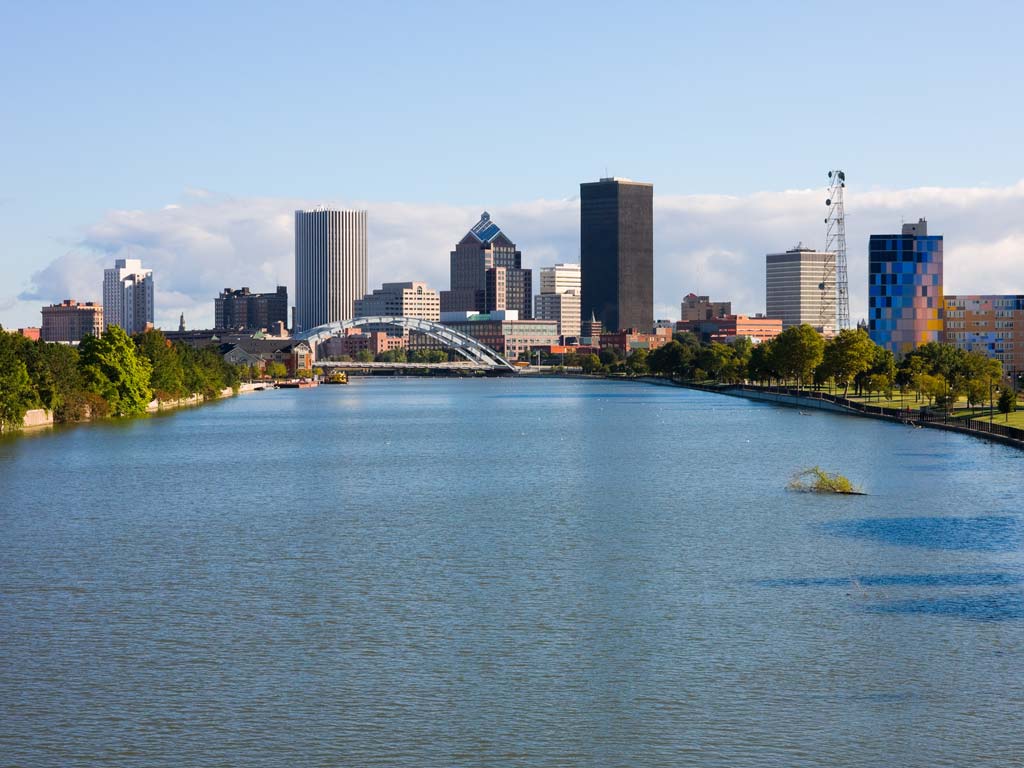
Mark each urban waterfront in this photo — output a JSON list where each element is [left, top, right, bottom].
[[1, 378, 1023, 767]]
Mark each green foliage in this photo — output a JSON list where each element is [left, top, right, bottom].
[[409, 349, 447, 363], [998, 387, 1017, 421], [787, 467, 861, 494], [0, 334, 36, 430], [136, 329, 186, 400], [355, 350, 374, 363], [580, 353, 602, 374], [771, 324, 825, 388], [79, 326, 153, 416], [266, 361, 289, 378], [376, 349, 408, 363], [820, 329, 875, 395], [647, 340, 694, 378], [626, 348, 649, 375]]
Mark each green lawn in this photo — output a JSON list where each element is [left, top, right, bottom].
[[948, 406, 1024, 428]]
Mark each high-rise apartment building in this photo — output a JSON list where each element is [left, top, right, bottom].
[[765, 245, 836, 334], [534, 263, 582, 340], [868, 218, 943, 355], [294, 208, 368, 332], [215, 286, 288, 331], [354, 281, 441, 321], [680, 293, 731, 322], [580, 177, 653, 332], [40, 300, 104, 342], [103, 258, 154, 334], [942, 295, 1024, 376], [441, 212, 532, 318]]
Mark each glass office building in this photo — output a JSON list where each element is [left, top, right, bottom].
[[868, 218, 943, 356]]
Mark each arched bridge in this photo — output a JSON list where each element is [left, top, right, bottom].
[[294, 316, 516, 371]]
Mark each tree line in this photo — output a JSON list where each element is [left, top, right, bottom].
[[554, 325, 1017, 416], [1, 327, 242, 430]]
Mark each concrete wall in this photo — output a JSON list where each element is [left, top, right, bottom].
[[22, 409, 54, 429]]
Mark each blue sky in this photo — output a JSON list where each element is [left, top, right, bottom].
[[3, 1, 1023, 328]]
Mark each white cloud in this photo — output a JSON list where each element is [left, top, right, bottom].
[[10, 181, 1024, 331]]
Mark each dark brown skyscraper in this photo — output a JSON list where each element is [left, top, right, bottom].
[[580, 177, 653, 332]]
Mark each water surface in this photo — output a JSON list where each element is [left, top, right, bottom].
[[1, 378, 1022, 767]]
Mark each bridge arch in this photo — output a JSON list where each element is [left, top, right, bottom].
[[294, 316, 516, 370]]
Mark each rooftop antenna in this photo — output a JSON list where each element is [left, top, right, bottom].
[[824, 169, 850, 331]]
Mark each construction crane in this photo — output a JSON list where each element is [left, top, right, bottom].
[[823, 169, 850, 331]]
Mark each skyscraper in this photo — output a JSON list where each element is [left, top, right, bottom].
[[103, 258, 154, 334], [765, 245, 836, 334], [580, 177, 653, 332], [294, 209, 368, 332], [868, 218, 943, 355], [440, 212, 532, 318]]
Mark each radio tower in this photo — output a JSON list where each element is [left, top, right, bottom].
[[824, 169, 850, 330]]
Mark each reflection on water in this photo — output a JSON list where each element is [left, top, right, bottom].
[[823, 516, 1024, 552], [867, 592, 1024, 621], [757, 572, 1024, 588]]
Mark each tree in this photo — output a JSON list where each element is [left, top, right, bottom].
[[695, 342, 736, 382], [771, 324, 825, 389], [78, 326, 153, 417], [580, 353, 602, 374], [266, 361, 288, 379], [626, 348, 649, 375], [819, 328, 875, 397], [355, 350, 374, 363], [647, 340, 694, 379], [0, 334, 35, 431], [296, 368, 313, 379], [136, 329, 185, 400], [747, 339, 777, 384], [918, 373, 949, 409], [998, 387, 1017, 422]]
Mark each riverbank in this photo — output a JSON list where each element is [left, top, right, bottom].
[[636, 376, 1024, 451], [16, 381, 265, 432]]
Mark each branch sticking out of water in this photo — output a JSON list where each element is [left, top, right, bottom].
[[787, 467, 865, 495]]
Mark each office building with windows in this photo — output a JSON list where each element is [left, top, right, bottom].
[[41, 300, 104, 342], [103, 258, 154, 334], [215, 286, 288, 331], [580, 177, 653, 332], [868, 218, 943, 355], [943, 295, 1024, 376], [441, 212, 532, 319], [354, 281, 440, 321], [681, 293, 731, 322], [534, 262, 582, 340], [765, 245, 835, 335], [294, 208, 368, 332]]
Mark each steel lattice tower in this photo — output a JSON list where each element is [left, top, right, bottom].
[[824, 169, 850, 330]]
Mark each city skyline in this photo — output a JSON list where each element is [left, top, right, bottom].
[[3, 4, 1024, 331], [8, 180, 1024, 333]]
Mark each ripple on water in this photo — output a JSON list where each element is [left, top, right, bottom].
[[866, 592, 1024, 621], [755, 572, 1024, 589], [822, 515, 1024, 552]]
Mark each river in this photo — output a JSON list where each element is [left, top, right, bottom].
[[1, 377, 1022, 767]]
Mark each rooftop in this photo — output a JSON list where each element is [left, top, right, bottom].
[[467, 211, 503, 243]]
